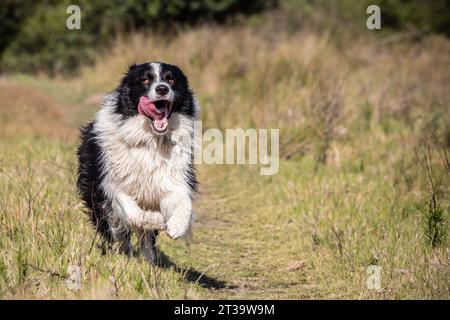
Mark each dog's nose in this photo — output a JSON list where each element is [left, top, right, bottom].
[[155, 84, 169, 96]]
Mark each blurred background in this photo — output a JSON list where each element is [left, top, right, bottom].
[[0, 1, 448, 299], [1, 0, 450, 74]]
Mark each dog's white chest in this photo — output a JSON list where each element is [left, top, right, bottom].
[[95, 110, 193, 211], [105, 139, 188, 210]]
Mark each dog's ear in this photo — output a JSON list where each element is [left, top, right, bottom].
[[120, 63, 138, 86], [128, 63, 138, 71]]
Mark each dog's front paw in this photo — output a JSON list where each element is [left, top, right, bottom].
[[141, 210, 166, 230], [166, 218, 189, 239]]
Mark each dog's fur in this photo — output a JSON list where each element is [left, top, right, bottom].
[[76, 62, 199, 263]]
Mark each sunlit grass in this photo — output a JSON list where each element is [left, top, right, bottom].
[[0, 20, 448, 299]]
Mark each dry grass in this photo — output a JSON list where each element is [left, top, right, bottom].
[[0, 81, 76, 139], [0, 19, 449, 299]]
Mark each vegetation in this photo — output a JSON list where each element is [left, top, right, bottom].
[[0, 3, 449, 299], [0, 0, 271, 73], [1, 1, 450, 73]]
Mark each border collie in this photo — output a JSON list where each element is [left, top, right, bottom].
[[76, 62, 199, 264]]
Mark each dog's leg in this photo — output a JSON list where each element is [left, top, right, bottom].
[[137, 229, 159, 265], [111, 191, 165, 230], [110, 224, 132, 256], [161, 189, 194, 239]]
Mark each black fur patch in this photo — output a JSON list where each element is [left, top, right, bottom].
[[76, 122, 113, 241]]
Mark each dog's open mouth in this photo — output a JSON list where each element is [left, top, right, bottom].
[[138, 96, 172, 134], [151, 100, 171, 133]]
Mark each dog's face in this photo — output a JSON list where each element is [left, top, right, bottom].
[[116, 62, 194, 135]]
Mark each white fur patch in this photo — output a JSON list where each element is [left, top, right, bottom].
[[150, 62, 161, 82], [94, 92, 199, 238], [147, 62, 175, 103]]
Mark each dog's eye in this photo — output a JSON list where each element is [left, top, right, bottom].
[[143, 79, 150, 86], [167, 77, 175, 86]]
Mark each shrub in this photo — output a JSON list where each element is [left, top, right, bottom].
[[1, 1, 449, 74], [0, 0, 272, 74], [416, 135, 449, 248]]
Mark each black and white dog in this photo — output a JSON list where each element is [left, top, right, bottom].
[[77, 62, 199, 264]]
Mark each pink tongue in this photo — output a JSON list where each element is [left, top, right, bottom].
[[138, 96, 165, 120]]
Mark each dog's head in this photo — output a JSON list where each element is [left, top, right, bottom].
[[115, 62, 195, 135]]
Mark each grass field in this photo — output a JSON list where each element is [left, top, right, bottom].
[[0, 20, 449, 299]]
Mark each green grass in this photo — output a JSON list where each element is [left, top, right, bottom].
[[0, 21, 449, 299], [0, 134, 448, 299]]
